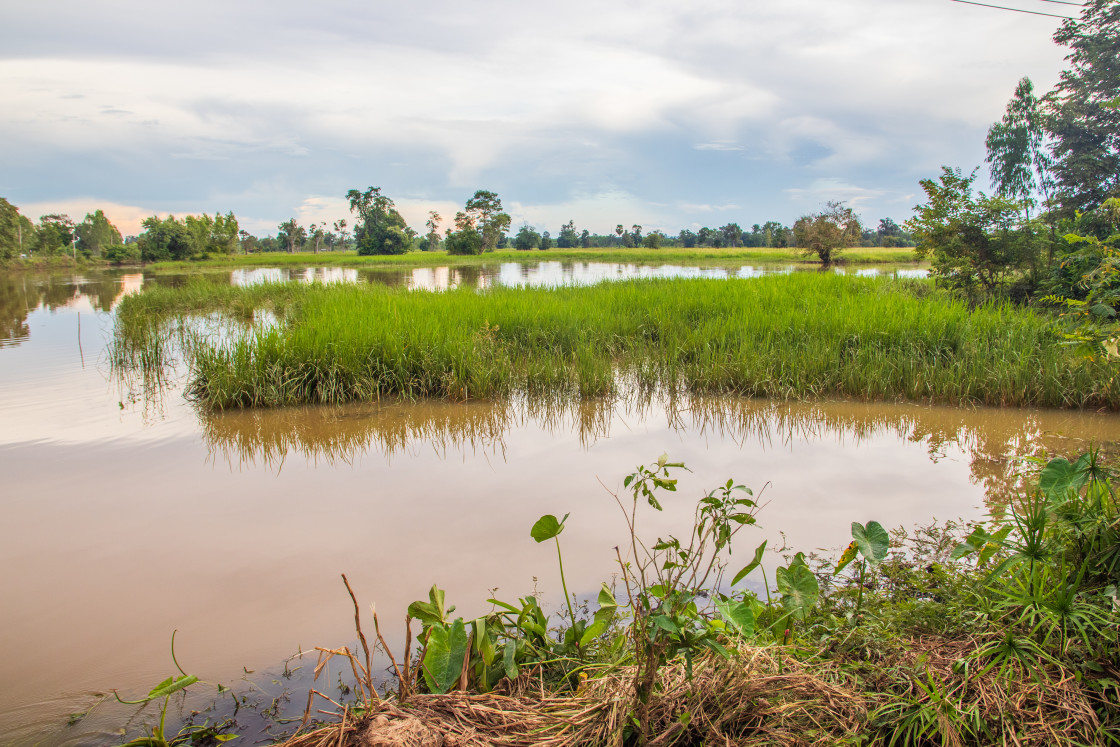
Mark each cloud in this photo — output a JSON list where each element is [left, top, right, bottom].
[[0, 0, 1073, 230]]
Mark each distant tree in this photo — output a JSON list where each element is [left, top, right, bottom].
[[0, 198, 22, 260], [138, 216, 192, 261], [642, 231, 663, 249], [464, 190, 511, 251], [347, 187, 410, 255], [308, 222, 327, 254], [630, 224, 643, 247], [580, 229, 591, 248], [73, 210, 123, 258], [698, 226, 722, 248], [557, 219, 579, 248], [36, 214, 76, 256], [239, 230, 259, 254], [615, 224, 625, 246], [277, 218, 306, 253], [719, 223, 743, 248], [1045, 0, 1120, 214], [793, 201, 862, 264], [423, 211, 441, 251], [540, 230, 553, 251], [678, 229, 698, 248], [333, 219, 349, 250], [513, 225, 541, 251]]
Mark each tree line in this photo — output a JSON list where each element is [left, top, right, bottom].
[[0, 188, 914, 265]]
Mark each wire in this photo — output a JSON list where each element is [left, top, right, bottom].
[[1036, 1, 1085, 5], [948, 0, 1075, 18]]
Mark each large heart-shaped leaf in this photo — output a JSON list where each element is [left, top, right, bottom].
[[851, 521, 889, 565], [715, 598, 756, 637], [530, 513, 569, 543], [1039, 455, 1090, 502], [776, 563, 819, 621], [421, 619, 469, 694]]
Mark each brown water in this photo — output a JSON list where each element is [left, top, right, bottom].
[[1, 267, 1117, 745]]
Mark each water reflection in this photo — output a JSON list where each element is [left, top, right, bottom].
[[0, 272, 129, 347], [201, 395, 1120, 509]]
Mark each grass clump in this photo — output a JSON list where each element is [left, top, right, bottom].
[[114, 273, 1120, 411]]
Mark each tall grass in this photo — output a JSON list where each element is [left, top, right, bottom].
[[113, 274, 1119, 410]]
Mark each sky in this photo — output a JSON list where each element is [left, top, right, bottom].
[[0, 0, 1075, 238]]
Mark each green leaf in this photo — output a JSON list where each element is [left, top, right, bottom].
[[530, 513, 569, 543], [580, 620, 607, 646], [851, 521, 889, 565], [649, 584, 668, 599], [597, 584, 617, 609], [1040, 455, 1090, 502], [950, 526, 992, 560], [147, 675, 197, 699], [652, 615, 680, 636], [715, 598, 755, 637], [421, 619, 469, 694], [776, 563, 819, 621], [731, 540, 767, 586], [503, 641, 519, 681]]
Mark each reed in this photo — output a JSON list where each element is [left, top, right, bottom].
[[113, 274, 1119, 410]]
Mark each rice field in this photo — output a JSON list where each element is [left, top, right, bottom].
[[112, 273, 1119, 410]]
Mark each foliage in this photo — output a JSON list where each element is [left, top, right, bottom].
[[138, 214, 239, 262], [987, 77, 1053, 211], [347, 186, 411, 256], [512, 225, 541, 251], [1045, 0, 1120, 215], [907, 167, 1043, 300], [1043, 225, 1120, 364], [793, 200, 862, 264], [75, 209, 124, 257], [463, 190, 511, 252], [0, 197, 23, 260]]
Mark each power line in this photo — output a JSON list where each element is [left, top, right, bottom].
[[1036, 1, 1085, 6], [948, 0, 1074, 19]]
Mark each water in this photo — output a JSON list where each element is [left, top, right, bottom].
[[1, 264, 1114, 745]]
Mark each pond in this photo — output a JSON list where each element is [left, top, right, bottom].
[[1, 263, 1114, 744]]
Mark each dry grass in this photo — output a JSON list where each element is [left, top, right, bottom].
[[272, 634, 1110, 747]]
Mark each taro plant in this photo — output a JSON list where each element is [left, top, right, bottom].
[[835, 520, 890, 618]]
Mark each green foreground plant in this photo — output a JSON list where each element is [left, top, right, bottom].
[[278, 448, 1120, 746]]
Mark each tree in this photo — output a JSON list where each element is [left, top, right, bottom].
[[347, 187, 410, 256], [540, 231, 552, 251], [580, 229, 591, 248], [719, 223, 743, 248], [423, 211, 441, 251], [906, 167, 1040, 299], [138, 216, 192, 261], [642, 231, 664, 249], [333, 219, 349, 250], [464, 190, 511, 252], [792, 201, 862, 264], [678, 229, 698, 248], [308, 222, 326, 254], [987, 78, 1052, 213], [239, 230, 259, 254], [36, 214, 76, 256], [74, 210, 123, 258], [277, 218, 307, 253], [1045, 0, 1120, 214], [557, 220, 579, 248], [513, 225, 541, 251], [0, 198, 23, 260]]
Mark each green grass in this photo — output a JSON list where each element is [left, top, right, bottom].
[[142, 245, 919, 271], [113, 273, 1119, 411]]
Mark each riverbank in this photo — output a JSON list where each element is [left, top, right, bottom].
[[113, 272, 1116, 410], [141, 245, 918, 271]]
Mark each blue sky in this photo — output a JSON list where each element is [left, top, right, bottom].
[[0, 0, 1072, 238]]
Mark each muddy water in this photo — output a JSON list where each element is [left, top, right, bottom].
[[1, 267, 1117, 745]]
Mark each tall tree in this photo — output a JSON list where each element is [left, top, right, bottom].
[[277, 218, 307, 253], [513, 225, 541, 251], [557, 219, 579, 248], [464, 190, 511, 252], [332, 219, 349, 250], [347, 187, 410, 255], [1045, 0, 1120, 213], [36, 214, 76, 256], [986, 78, 1052, 214], [423, 211, 441, 251], [138, 216, 191, 261]]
